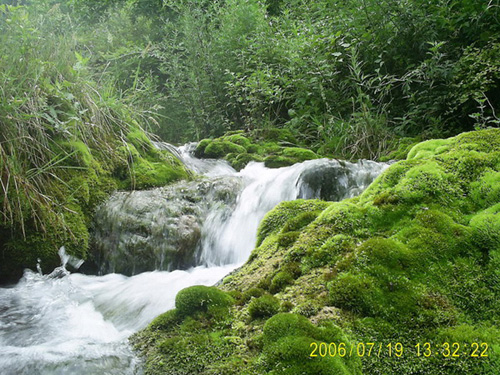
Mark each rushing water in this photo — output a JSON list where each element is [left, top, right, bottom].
[[0, 144, 388, 374]]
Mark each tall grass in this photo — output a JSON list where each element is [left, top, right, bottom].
[[0, 3, 139, 237]]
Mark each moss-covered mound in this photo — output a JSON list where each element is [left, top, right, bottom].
[[0, 127, 189, 283], [133, 129, 500, 374], [194, 129, 320, 170]]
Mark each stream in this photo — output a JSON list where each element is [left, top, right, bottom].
[[0, 144, 388, 374]]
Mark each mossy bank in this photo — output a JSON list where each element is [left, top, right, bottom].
[[0, 4, 190, 283], [132, 129, 500, 374], [0, 126, 189, 283], [195, 129, 418, 171]]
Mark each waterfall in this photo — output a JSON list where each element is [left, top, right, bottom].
[[198, 158, 387, 266], [0, 144, 388, 374]]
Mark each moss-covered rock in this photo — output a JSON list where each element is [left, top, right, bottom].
[[115, 130, 189, 190], [194, 129, 321, 170], [282, 147, 319, 161]]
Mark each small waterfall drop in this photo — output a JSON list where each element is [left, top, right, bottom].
[[198, 158, 387, 266], [0, 143, 388, 374]]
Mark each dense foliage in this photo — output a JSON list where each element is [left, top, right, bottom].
[[11, 0, 497, 160], [0, 2, 188, 282]]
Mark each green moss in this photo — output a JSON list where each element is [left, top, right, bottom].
[[127, 157, 188, 190], [114, 139, 189, 190], [394, 161, 462, 205], [281, 210, 321, 233], [328, 273, 377, 315], [263, 154, 297, 168], [302, 234, 355, 271], [195, 129, 318, 170], [261, 313, 362, 375], [259, 141, 283, 154], [469, 205, 500, 250], [241, 287, 266, 303], [270, 271, 294, 293], [282, 147, 319, 161], [292, 301, 321, 317], [150, 309, 180, 330], [175, 285, 234, 318], [134, 129, 500, 375], [265, 336, 353, 375], [194, 138, 211, 157], [227, 152, 264, 171], [355, 238, 413, 271], [470, 170, 500, 209], [248, 294, 280, 319], [126, 128, 155, 155], [58, 140, 93, 167], [204, 140, 246, 158], [257, 199, 331, 246], [406, 138, 451, 160], [263, 313, 317, 343], [316, 201, 367, 235], [277, 231, 300, 248], [145, 330, 245, 375], [223, 134, 252, 149], [2, 201, 89, 279]]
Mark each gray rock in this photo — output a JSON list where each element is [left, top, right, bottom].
[[92, 176, 242, 275]]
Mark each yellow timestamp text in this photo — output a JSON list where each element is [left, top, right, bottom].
[[309, 342, 490, 358]]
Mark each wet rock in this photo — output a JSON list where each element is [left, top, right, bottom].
[[92, 176, 242, 275]]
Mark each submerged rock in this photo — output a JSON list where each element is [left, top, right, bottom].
[[296, 159, 386, 200]]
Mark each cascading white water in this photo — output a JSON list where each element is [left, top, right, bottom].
[[0, 144, 388, 374], [0, 263, 234, 375], [198, 158, 387, 266]]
